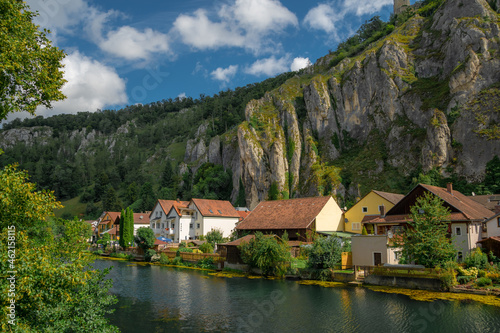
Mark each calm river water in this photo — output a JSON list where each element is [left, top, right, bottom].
[[93, 260, 500, 333]]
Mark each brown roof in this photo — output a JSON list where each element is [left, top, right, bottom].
[[236, 196, 332, 230], [219, 234, 255, 246], [105, 226, 118, 235], [133, 213, 150, 224], [468, 195, 500, 212], [191, 198, 239, 218], [419, 184, 494, 220], [372, 190, 404, 205], [477, 236, 500, 243]]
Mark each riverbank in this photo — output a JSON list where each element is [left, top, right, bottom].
[[92, 254, 500, 308]]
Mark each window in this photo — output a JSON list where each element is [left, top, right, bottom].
[[218, 210, 222, 214], [395, 252, 401, 261], [362, 207, 368, 213], [457, 252, 463, 262], [352, 222, 361, 231], [483, 222, 488, 232], [378, 205, 384, 212], [455, 227, 461, 236], [498, 217, 500, 228], [151, 223, 154, 228], [172, 223, 175, 229], [209, 209, 213, 213], [197, 223, 201, 229], [190, 224, 193, 229]]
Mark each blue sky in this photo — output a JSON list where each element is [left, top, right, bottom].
[[8, 0, 413, 122]]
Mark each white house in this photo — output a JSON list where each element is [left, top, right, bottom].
[[351, 234, 401, 266], [149, 198, 240, 242]]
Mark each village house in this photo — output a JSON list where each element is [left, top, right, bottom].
[[351, 234, 401, 266], [362, 183, 494, 260], [97, 212, 120, 240], [477, 203, 500, 257], [235, 196, 343, 241], [344, 190, 404, 234], [149, 198, 240, 242]]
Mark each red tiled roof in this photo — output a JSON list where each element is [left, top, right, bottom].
[[106, 226, 118, 235], [366, 212, 473, 225], [133, 213, 150, 224], [191, 198, 239, 218], [477, 236, 500, 243], [237, 210, 251, 221], [219, 234, 255, 246], [236, 196, 332, 230], [155, 200, 190, 217], [372, 190, 404, 205]]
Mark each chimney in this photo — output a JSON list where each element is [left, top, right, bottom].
[[176, 198, 180, 202], [380, 205, 385, 217], [446, 183, 453, 195]]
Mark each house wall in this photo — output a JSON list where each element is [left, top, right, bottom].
[[451, 222, 477, 257], [178, 216, 192, 242], [315, 197, 344, 232], [485, 216, 500, 238], [351, 235, 400, 266], [189, 204, 204, 238], [344, 193, 396, 234], [203, 216, 239, 238], [150, 204, 167, 236]]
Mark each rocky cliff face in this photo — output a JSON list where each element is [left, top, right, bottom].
[[184, 0, 500, 207]]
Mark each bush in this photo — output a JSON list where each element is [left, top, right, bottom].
[[475, 277, 493, 287], [159, 253, 171, 265], [456, 275, 474, 285], [145, 249, 156, 262], [196, 257, 216, 270], [179, 247, 194, 253], [172, 256, 183, 265], [463, 248, 488, 270], [179, 242, 187, 248], [199, 242, 214, 253], [307, 236, 343, 281], [486, 272, 500, 284]]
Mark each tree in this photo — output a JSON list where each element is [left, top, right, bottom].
[[97, 232, 111, 251], [393, 192, 456, 268], [0, 164, 62, 242], [161, 161, 174, 188], [102, 186, 121, 212], [0, 0, 66, 120], [134, 227, 156, 251], [139, 182, 156, 212], [235, 178, 247, 207], [205, 228, 225, 247], [306, 236, 344, 280], [192, 163, 232, 200], [268, 181, 280, 200], [238, 232, 291, 277], [121, 207, 135, 249]]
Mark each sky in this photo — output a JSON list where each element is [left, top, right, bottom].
[[5, 0, 410, 123]]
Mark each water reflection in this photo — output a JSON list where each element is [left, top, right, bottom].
[[93, 260, 500, 333]]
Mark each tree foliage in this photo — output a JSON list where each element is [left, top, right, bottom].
[[238, 232, 291, 277], [134, 227, 156, 251], [205, 228, 225, 247], [120, 207, 134, 249], [306, 236, 344, 280], [192, 163, 232, 200], [0, 0, 66, 120], [393, 192, 456, 268]]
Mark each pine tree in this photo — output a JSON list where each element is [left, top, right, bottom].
[[119, 209, 125, 249], [126, 207, 135, 248], [235, 178, 246, 207], [161, 162, 174, 188]]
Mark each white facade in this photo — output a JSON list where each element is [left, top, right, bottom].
[[483, 214, 500, 238], [452, 222, 483, 259], [351, 235, 401, 266], [150, 200, 239, 242]]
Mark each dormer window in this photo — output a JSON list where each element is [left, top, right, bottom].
[[209, 209, 213, 213], [218, 210, 222, 214]]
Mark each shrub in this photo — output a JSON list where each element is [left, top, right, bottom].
[[196, 257, 216, 270], [159, 253, 171, 265], [457, 266, 478, 278], [145, 249, 156, 262], [486, 272, 500, 284], [172, 256, 183, 265], [475, 277, 493, 287], [179, 247, 194, 253], [456, 275, 474, 285], [307, 236, 343, 280], [463, 248, 488, 270], [477, 270, 487, 278], [179, 242, 187, 248], [438, 267, 458, 290], [199, 242, 214, 253]]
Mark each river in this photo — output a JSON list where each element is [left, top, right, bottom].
[[93, 260, 500, 333]]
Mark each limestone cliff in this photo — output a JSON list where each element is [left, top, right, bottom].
[[184, 0, 500, 207]]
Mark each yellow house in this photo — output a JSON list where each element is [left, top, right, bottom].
[[344, 190, 403, 234]]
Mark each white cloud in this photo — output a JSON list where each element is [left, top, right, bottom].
[[245, 56, 289, 76], [99, 26, 170, 61], [32, 52, 127, 118], [291, 57, 311, 72], [177, 93, 187, 100], [304, 0, 392, 38], [173, 9, 244, 50], [211, 65, 239, 82], [343, 0, 393, 16], [174, 0, 297, 53]]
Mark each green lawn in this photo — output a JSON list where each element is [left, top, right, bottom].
[[54, 196, 88, 219]]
